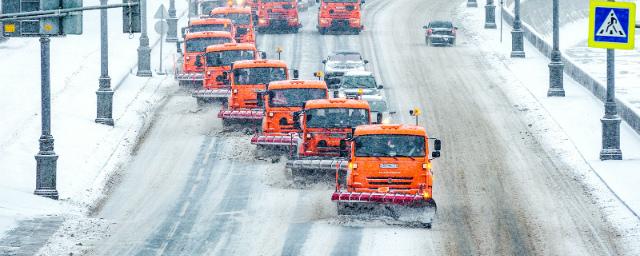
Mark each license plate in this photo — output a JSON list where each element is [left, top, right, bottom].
[[380, 163, 398, 169]]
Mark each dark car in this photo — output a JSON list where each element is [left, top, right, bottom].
[[423, 21, 457, 46]]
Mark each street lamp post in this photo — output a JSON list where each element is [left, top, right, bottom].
[[467, 0, 478, 8], [166, 0, 178, 42], [96, 0, 114, 125], [34, 36, 59, 200], [547, 0, 564, 96], [485, 0, 497, 29], [510, 0, 525, 58], [600, 49, 623, 160], [136, 0, 152, 77]]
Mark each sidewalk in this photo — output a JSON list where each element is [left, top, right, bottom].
[[0, 0, 188, 241], [457, 0, 640, 227]]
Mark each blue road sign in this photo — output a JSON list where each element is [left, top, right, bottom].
[[588, 1, 636, 50]]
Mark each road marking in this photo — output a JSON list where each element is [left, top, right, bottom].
[[179, 201, 191, 217]]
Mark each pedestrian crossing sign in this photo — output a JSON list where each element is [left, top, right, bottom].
[[588, 1, 635, 50]]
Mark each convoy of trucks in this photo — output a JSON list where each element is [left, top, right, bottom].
[[175, 0, 440, 228]]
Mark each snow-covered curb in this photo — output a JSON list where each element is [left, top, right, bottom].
[[500, 7, 640, 136]]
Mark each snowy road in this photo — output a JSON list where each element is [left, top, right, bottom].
[[83, 0, 631, 255]]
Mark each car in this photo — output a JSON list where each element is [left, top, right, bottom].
[[334, 70, 383, 96], [423, 20, 457, 46], [298, 0, 309, 11], [322, 51, 368, 87]]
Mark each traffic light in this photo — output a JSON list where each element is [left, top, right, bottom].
[[123, 0, 141, 33]]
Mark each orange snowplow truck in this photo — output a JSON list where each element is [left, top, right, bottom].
[[210, 7, 256, 44], [192, 43, 259, 105], [251, 80, 329, 149], [316, 0, 363, 35], [256, 0, 302, 33], [332, 124, 441, 228], [176, 31, 235, 87], [181, 18, 236, 38], [217, 59, 291, 127]]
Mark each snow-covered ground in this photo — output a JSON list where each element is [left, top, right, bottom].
[[462, 0, 640, 230], [0, 0, 188, 241], [506, 0, 640, 126]]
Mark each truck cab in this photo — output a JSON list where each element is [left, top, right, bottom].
[[200, 0, 226, 16], [316, 0, 363, 34], [202, 43, 258, 89], [260, 80, 329, 135], [344, 124, 439, 196], [210, 7, 256, 44], [230, 59, 289, 109], [294, 98, 370, 157], [256, 0, 301, 33], [177, 31, 235, 86]]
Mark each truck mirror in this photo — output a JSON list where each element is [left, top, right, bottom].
[[195, 55, 203, 67], [361, 0, 365, 4], [256, 92, 264, 107], [339, 140, 348, 157], [423, 25, 428, 29], [260, 51, 267, 59], [376, 112, 383, 124], [222, 71, 228, 80], [176, 41, 183, 54], [316, 0, 319, 4], [377, 84, 383, 89], [364, 59, 369, 64], [292, 112, 301, 129], [181, 27, 187, 37], [268, 90, 275, 99], [321, 59, 327, 64], [434, 139, 442, 151], [293, 69, 299, 79], [431, 151, 441, 158], [333, 90, 340, 98]]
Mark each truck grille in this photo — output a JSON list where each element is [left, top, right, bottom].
[[367, 177, 413, 186]]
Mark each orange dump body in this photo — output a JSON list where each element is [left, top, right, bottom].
[[182, 31, 235, 74], [229, 59, 289, 109], [346, 124, 434, 199], [262, 80, 329, 135], [186, 18, 236, 38], [202, 43, 258, 89], [210, 7, 256, 43], [317, 0, 362, 31], [299, 98, 370, 157]]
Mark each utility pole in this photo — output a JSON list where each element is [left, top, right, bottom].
[[485, 0, 497, 29], [137, 0, 152, 77], [96, 0, 114, 125], [600, 49, 623, 160], [34, 36, 59, 200], [547, 0, 564, 97], [467, 0, 478, 8], [511, 0, 525, 58], [166, 0, 178, 42]]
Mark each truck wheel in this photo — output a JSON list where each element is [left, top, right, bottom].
[[196, 98, 207, 106], [292, 27, 299, 33], [352, 29, 360, 35], [425, 37, 429, 46], [319, 28, 326, 35], [451, 39, 456, 46]]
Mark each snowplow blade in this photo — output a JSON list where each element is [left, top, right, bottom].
[[192, 88, 231, 99], [251, 134, 299, 146], [217, 109, 264, 120], [333, 192, 437, 228], [176, 73, 204, 87], [286, 159, 348, 172]]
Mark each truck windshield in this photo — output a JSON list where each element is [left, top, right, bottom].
[[341, 76, 376, 89], [305, 108, 369, 128], [186, 37, 232, 52], [269, 89, 326, 107], [205, 50, 256, 67], [211, 13, 251, 25], [355, 135, 426, 157], [234, 67, 287, 85], [189, 24, 232, 33]]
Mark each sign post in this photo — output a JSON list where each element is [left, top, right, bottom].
[[154, 4, 169, 75], [588, 1, 636, 160]]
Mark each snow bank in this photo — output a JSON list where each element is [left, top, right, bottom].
[[0, 0, 188, 238]]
